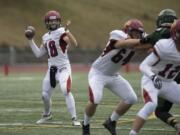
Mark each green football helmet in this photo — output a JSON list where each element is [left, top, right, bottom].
[[156, 9, 177, 28]]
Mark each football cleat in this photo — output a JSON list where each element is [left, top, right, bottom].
[[36, 112, 52, 124], [82, 121, 90, 135], [72, 117, 81, 126], [103, 117, 117, 135]]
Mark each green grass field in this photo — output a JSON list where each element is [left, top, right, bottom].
[[0, 71, 179, 135]]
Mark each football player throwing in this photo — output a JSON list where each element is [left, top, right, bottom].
[[25, 10, 80, 126]]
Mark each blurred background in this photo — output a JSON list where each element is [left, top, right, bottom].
[[0, 1, 180, 135], [0, 0, 179, 74]]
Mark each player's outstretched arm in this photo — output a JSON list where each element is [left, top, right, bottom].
[[64, 20, 78, 46], [114, 38, 140, 48], [66, 31, 78, 46]]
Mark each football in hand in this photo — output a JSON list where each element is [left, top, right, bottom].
[[25, 26, 35, 39]]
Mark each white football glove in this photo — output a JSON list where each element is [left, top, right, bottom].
[[151, 75, 162, 89]]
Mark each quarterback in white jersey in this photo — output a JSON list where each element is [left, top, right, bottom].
[[42, 27, 70, 68], [129, 19, 180, 135], [24, 10, 80, 126], [82, 19, 145, 135]]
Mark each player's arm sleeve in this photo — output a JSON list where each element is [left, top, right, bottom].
[[65, 30, 78, 46], [110, 31, 123, 40], [145, 32, 157, 45], [139, 51, 160, 77], [115, 38, 140, 48], [109, 30, 140, 48], [28, 40, 46, 58]]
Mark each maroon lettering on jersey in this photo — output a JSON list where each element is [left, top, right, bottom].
[[111, 48, 135, 65], [101, 39, 117, 57], [158, 64, 173, 77], [59, 33, 68, 53], [158, 64, 180, 79], [167, 65, 180, 79], [49, 40, 58, 57]]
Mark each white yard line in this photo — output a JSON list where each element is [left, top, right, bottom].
[[0, 76, 41, 81], [0, 108, 41, 112], [0, 108, 179, 117], [0, 122, 175, 132]]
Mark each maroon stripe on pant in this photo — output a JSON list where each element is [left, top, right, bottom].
[[67, 76, 71, 93], [143, 89, 152, 103], [88, 86, 94, 103]]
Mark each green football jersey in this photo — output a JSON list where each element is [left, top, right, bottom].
[[146, 27, 171, 45]]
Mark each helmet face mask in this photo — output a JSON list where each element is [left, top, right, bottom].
[[44, 10, 61, 31], [156, 9, 177, 28], [129, 30, 144, 39], [46, 19, 60, 30], [123, 19, 144, 39]]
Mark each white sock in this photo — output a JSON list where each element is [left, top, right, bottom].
[[43, 96, 52, 115], [110, 111, 120, 121], [84, 113, 90, 126], [65, 92, 77, 119], [129, 130, 138, 135]]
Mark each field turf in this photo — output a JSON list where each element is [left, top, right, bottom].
[[0, 71, 179, 135]]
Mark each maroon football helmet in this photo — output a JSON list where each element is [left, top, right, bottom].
[[44, 10, 61, 30], [171, 19, 180, 43], [123, 19, 144, 38]]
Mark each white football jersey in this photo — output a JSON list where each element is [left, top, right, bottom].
[[42, 27, 70, 68], [153, 38, 180, 81], [92, 30, 135, 75]]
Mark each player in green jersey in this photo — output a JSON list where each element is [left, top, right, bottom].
[[140, 9, 180, 135]]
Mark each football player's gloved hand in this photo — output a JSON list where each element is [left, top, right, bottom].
[[151, 75, 162, 89], [140, 36, 150, 44]]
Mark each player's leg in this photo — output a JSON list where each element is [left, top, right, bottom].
[[159, 81, 180, 135], [109, 75, 138, 116], [155, 97, 176, 126], [83, 99, 98, 135], [57, 66, 80, 126], [155, 73, 180, 132], [129, 76, 158, 135], [37, 70, 53, 124], [173, 73, 180, 135], [82, 69, 105, 135], [103, 75, 137, 135]]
